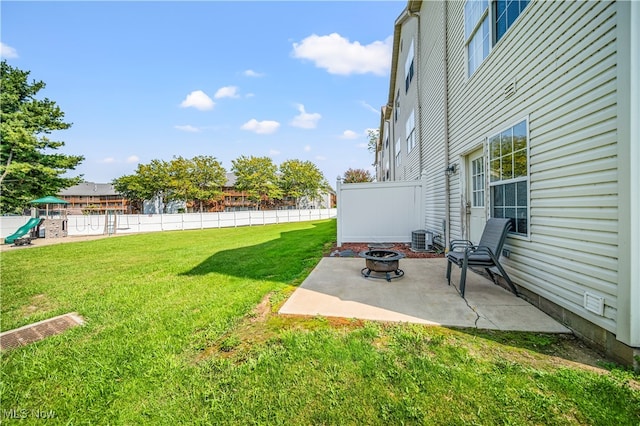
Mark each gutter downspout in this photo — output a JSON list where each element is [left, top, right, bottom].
[[443, 0, 451, 251]]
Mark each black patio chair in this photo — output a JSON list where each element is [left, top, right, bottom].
[[445, 218, 518, 298]]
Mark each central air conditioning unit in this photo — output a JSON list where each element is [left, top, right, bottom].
[[411, 230, 433, 252]]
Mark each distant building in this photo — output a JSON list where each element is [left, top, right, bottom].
[[58, 182, 128, 215], [58, 175, 336, 214]]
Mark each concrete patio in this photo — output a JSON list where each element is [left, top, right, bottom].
[[280, 257, 570, 333]]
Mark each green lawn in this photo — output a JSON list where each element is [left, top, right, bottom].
[[1, 219, 638, 425]]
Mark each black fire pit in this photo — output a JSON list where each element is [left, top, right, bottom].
[[359, 249, 405, 282]]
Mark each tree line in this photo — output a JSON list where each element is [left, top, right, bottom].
[[0, 61, 374, 215], [113, 155, 331, 213]]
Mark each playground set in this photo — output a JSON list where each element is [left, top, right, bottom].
[[3, 196, 69, 246]]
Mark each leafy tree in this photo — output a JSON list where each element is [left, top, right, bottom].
[[231, 155, 282, 209], [114, 156, 227, 213], [169, 155, 226, 212], [112, 159, 171, 212], [0, 60, 84, 213], [112, 173, 146, 213], [279, 159, 329, 208], [342, 168, 373, 183], [367, 128, 379, 153]]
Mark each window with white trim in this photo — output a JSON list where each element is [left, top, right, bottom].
[[464, 0, 529, 77], [406, 110, 416, 153], [489, 119, 528, 236], [472, 157, 485, 207], [395, 138, 401, 167], [404, 40, 415, 93]]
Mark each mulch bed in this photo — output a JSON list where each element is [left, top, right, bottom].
[[327, 242, 444, 259]]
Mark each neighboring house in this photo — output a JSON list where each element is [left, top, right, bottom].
[[58, 182, 128, 215], [377, 0, 638, 366]]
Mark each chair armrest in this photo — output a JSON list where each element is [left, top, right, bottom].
[[450, 239, 473, 251], [465, 245, 499, 262]]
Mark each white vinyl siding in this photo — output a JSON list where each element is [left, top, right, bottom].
[[446, 0, 619, 332], [419, 0, 448, 234]]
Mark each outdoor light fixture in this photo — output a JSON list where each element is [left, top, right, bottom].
[[445, 164, 457, 176]]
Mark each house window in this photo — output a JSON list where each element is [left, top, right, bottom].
[[494, 0, 530, 43], [406, 110, 416, 153], [472, 157, 485, 207], [394, 90, 400, 122], [489, 119, 528, 236], [405, 40, 415, 93], [465, 0, 529, 77], [395, 138, 401, 167]]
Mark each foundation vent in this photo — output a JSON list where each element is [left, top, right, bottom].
[[584, 292, 605, 316]]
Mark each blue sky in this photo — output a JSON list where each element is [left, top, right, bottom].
[[1, 1, 406, 188]]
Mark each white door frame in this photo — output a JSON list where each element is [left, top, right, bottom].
[[463, 146, 486, 244]]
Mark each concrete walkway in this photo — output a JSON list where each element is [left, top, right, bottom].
[[280, 258, 570, 333]]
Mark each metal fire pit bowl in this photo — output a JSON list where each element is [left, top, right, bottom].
[[359, 249, 405, 282]]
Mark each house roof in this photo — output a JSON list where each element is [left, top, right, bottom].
[[58, 182, 120, 197], [225, 173, 237, 187]]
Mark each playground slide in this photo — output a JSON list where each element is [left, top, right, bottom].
[[4, 217, 42, 244]]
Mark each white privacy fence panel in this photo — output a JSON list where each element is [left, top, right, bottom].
[[1, 209, 337, 239], [336, 177, 425, 246]]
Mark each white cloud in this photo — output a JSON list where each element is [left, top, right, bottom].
[[269, 149, 281, 156], [214, 86, 240, 99], [315, 155, 327, 161], [180, 90, 214, 111], [304, 145, 311, 152], [290, 104, 321, 129], [241, 119, 280, 134], [292, 33, 392, 76], [1, 42, 18, 59], [174, 125, 200, 133], [126, 155, 140, 163], [243, 69, 264, 77], [357, 142, 368, 149], [340, 130, 359, 140], [100, 157, 116, 164], [360, 100, 379, 114]]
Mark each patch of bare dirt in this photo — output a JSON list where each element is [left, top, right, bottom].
[[326, 242, 444, 259]]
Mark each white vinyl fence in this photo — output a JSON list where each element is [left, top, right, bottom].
[[1, 209, 337, 239], [336, 177, 425, 246]]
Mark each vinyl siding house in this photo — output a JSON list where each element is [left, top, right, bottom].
[[377, 0, 639, 366]]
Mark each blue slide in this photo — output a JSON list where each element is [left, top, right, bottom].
[[4, 217, 42, 244]]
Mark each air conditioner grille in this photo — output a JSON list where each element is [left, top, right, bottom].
[[411, 230, 433, 252]]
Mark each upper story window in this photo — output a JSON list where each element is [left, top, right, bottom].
[[494, 0, 530, 43], [394, 90, 400, 122], [465, 0, 529, 77], [404, 40, 415, 93], [406, 110, 416, 153], [395, 138, 401, 167]]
